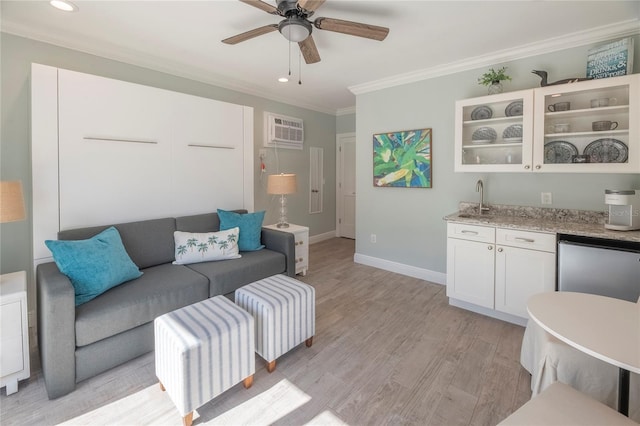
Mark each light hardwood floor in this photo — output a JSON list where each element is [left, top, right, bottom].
[[1, 238, 531, 425]]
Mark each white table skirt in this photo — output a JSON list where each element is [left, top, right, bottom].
[[520, 319, 640, 422]]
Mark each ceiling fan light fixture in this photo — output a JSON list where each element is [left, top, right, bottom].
[[278, 18, 311, 42], [49, 0, 78, 12], [278, 77, 289, 83]]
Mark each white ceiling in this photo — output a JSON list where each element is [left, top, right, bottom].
[[2, 1, 639, 114]]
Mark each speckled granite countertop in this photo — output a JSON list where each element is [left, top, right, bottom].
[[444, 202, 640, 243]]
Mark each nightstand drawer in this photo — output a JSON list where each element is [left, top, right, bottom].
[[264, 224, 309, 276]]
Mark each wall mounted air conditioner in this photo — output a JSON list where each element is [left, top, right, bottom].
[[264, 112, 303, 150]]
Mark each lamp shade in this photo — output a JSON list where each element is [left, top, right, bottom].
[[267, 174, 297, 195], [0, 181, 26, 223]]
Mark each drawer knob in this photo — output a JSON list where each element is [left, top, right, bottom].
[[488, 245, 493, 250], [497, 247, 503, 252]]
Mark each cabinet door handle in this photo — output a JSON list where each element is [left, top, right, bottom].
[[461, 230, 478, 235], [84, 136, 157, 144], [497, 247, 503, 252], [488, 245, 493, 250], [524, 165, 530, 169], [535, 165, 541, 170], [188, 144, 235, 149], [515, 237, 535, 243]]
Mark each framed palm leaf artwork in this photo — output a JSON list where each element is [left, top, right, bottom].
[[373, 128, 432, 188]]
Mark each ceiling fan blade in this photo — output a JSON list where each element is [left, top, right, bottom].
[[314, 17, 389, 41], [238, 0, 279, 15], [298, 0, 325, 12], [298, 35, 321, 64], [222, 24, 279, 44]]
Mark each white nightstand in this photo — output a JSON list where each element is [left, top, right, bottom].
[[264, 224, 309, 276], [1, 271, 30, 395]]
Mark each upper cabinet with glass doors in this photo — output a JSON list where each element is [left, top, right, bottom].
[[455, 90, 534, 172], [454, 73, 639, 173], [532, 73, 639, 173]]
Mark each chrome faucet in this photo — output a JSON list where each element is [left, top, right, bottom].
[[476, 179, 490, 215]]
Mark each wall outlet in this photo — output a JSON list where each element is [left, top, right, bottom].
[[258, 149, 267, 159], [541, 192, 552, 205], [370, 234, 377, 243]]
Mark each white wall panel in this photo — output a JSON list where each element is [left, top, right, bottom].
[[58, 69, 174, 228], [169, 92, 245, 214], [32, 65, 253, 255]]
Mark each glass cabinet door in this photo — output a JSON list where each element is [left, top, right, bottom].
[[532, 73, 639, 173], [455, 90, 534, 172]]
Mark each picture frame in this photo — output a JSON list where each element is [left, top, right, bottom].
[[373, 128, 432, 188], [586, 37, 634, 79]]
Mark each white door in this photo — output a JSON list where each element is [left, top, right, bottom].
[[337, 133, 356, 239]]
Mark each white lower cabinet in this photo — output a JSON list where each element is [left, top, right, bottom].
[[446, 224, 495, 308], [447, 223, 556, 323]]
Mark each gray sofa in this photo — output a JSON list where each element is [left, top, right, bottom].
[[36, 210, 295, 399]]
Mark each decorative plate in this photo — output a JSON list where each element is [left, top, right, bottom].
[[470, 105, 493, 120], [505, 100, 524, 117], [544, 140, 578, 164], [471, 126, 497, 142], [583, 138, 628, 163], [502, 124, 523, 139]]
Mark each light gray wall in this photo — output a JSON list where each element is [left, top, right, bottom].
[[336, 113, 356, 134], [0, 33, 337, 310], [355, 36, 640, 275]]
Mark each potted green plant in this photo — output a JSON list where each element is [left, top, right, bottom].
[[478, 67, 512, 94]]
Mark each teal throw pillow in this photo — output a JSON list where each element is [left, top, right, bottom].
[[45, 226, 143, 306], [217, 209, 265, 251]]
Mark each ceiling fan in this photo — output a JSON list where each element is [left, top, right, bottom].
[[222, 0, 389, 64]]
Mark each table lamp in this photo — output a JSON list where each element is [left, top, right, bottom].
[[267, 173, 297, 228], [0, 181, 26, 223]]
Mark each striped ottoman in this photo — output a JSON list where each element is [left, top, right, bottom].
[[235, 274, 315, 373], [154, 296, 255, 426]]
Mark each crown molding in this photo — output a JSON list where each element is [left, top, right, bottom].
[[1, 23, 337, 116], [336, 106, 356, 116], [349, 19, 640, 95]]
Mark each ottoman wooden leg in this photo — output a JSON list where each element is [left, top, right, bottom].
[[243, 374, 254, 389], [267, 360, 276, 373], [305, 337, 313, 347], [159, 381, 166, 392], [182, 412, 193, 426]]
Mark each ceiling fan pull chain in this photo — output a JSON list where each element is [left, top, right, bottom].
[[298, 48, 302, 85], [288, 39, 292, 76]]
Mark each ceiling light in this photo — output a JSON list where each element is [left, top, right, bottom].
[[278, 77, 289, 83], [278, 17, 311, 42], [50, 0, 78, 12]]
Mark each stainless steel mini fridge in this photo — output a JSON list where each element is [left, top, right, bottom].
[[558, 235, 640, 303]]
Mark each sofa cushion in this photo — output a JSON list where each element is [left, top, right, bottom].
[[45, 227, 143, 306], [186, 249, 286, 296], [218, 209, 266, 251], [75, 263, 208, 347], [175, 210, 248, 233], [172, 228, 241, 265], [58, 218, 177, 269]]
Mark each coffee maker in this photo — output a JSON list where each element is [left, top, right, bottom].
[[604, 189, 640, 231]]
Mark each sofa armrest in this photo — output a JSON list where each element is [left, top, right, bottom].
[[37, 262, 77, 399], [261, 228, 296, 277]]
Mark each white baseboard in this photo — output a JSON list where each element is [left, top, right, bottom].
[[353, 252, 446, 285], [309, 230, 337, 245]]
